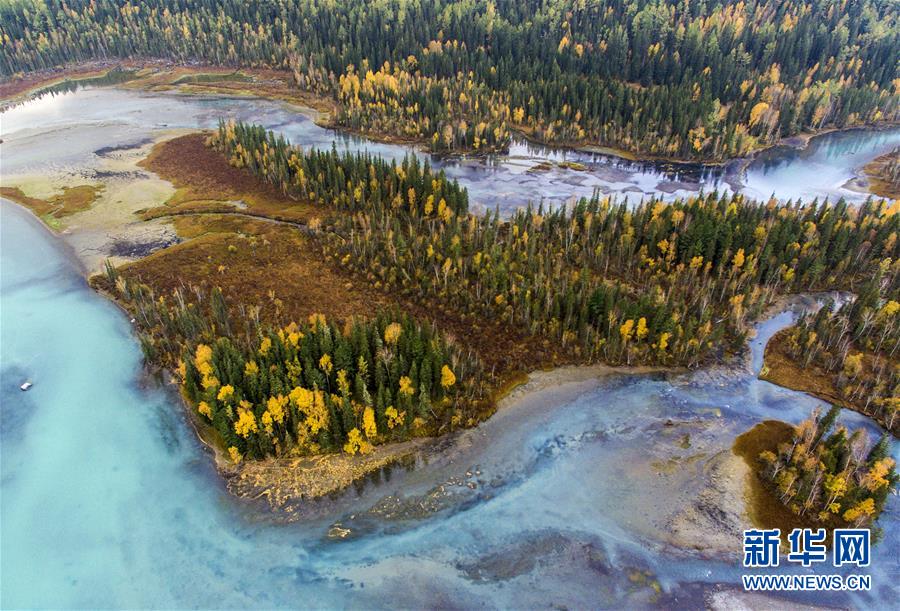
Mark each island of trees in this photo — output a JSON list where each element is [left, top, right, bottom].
[[2, 0, 898, 159], [754, 407, 897, 532], [209, 119, 900, 364]]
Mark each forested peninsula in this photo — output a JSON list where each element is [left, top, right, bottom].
[[77, 120, 897, 475]]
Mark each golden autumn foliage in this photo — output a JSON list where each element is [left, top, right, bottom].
[[843, 498, 875, 525], [266, 395, 288, 425], [757, 407, 896, 528], [749, 102, 770, 126], [195, 344, 213, 375], [234, 407, 258, 438], [635, 317, 648, 340], [217, 385, 235, 401], [363, 407, 377, 439], [619, 319, 634, 342], [383, 322, 402, 344], [399, 376, 415, 396], [228, 446, 242, 464], [441, 365, 456, 389], [385, 406, 405, 429], [343, 428, 373, 455]]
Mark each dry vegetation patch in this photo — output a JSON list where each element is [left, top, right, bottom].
[[138, 133, 317, 223], [864, 150, 900, 200], [117, 217, 388, 325], [0, 185, 104, 225]]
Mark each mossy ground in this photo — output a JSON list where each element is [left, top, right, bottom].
[[760, 330, 846, 406], [115, 216, 389, 325], [137, 132, 318, 224]]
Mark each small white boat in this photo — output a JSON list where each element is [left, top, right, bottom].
[[20, 381, 32, 391]]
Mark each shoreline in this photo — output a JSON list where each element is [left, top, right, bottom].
[[853, 149, 900, 200], [3, 194, 865, 561], [3, 197, 696, 521], [101, 258, 698, 521], [0, 198, 89, 278], [0, 129, 186, 274], [504, 120, 900, 170]]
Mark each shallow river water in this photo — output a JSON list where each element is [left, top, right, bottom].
[[1, 87, 898, 609], [2, 87, 899, 214]]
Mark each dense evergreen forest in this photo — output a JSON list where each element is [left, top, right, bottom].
[[211, 120, 900, 371], [2, 0, 898, 159], [758, 407, 897, 529]]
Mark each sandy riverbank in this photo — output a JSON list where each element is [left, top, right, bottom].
[[844, 148, 900, 200], [665, 449, 753, 558], [1, 129, 186, 274], [440, 363, 756, 559]]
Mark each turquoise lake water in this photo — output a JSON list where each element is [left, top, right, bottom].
[[1, 87, 898, 608], [3, 198, 898, 608]]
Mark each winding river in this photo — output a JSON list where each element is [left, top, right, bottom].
[[1, 86, 898, 608], [3, 87, 899, 214]]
